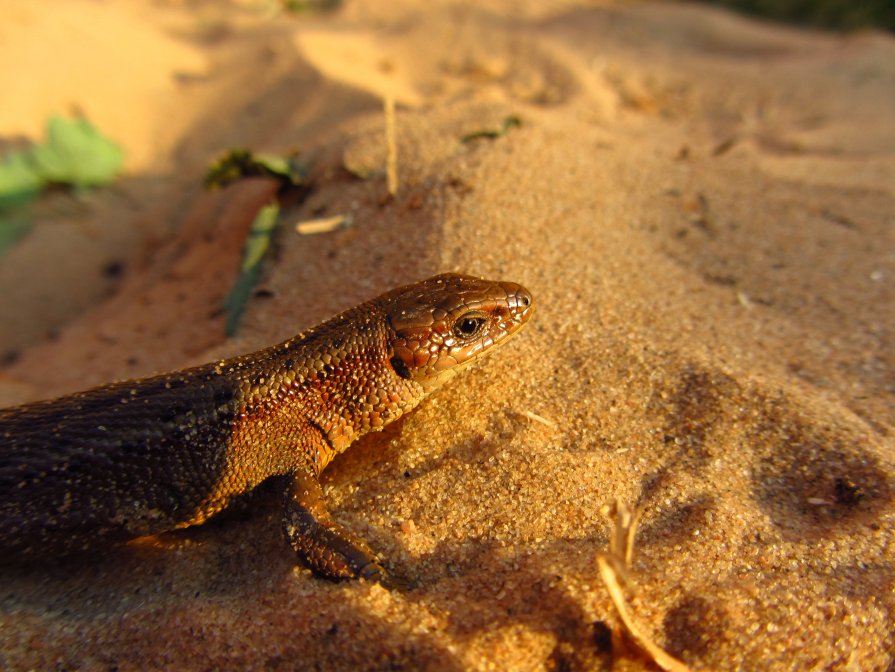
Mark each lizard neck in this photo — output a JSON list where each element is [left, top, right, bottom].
[[240, 303, 426, 470]]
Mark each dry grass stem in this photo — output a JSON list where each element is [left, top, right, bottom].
[[597, 500, 692, 672], [384, 95, 398, 196]]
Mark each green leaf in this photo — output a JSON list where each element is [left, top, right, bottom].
[[204, 149, 305, 190], [253, 153, 305, 184], [240, 202, 280, 272], [0, 152, 42, 211], [28, 115, 124, 187], [0, 213, 32, 256], [223, 202, 281, 336], [461, 115, 522, 143], [281, 0, 343, 13]]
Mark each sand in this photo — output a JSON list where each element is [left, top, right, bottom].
[[1, 1, 893, 670]]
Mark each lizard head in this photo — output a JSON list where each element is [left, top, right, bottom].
[[383, 273, 534, 392]]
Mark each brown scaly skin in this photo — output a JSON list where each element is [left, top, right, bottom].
[[0, 274, 533, 584]]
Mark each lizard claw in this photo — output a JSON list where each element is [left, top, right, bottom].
[[285, 468, 418, 589], [356, 560, 414, 591]]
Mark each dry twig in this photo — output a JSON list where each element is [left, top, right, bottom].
[[384, 95, 398, 197], [597, 500, 692, 672]]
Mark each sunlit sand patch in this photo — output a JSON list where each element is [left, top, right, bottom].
[[293, 30, 423, 106]]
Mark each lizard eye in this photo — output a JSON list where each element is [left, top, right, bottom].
[[452, 313, 487, 339]]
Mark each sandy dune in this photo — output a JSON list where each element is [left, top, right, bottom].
[[1, 1, 893, 669]]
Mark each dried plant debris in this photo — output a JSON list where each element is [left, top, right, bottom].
[[522, 409, 557, 428], [204, 149, 306, 190], [342, 97, 399, 197], [294, 214, 350, 235], [597, 500, 692, 672], [384, 96, 398, 197]]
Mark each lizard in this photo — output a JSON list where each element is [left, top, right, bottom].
[[0, 273, 533, 584]]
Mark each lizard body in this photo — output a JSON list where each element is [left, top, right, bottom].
[[0, 274, 533, 582]]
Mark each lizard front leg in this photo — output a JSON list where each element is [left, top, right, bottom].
[[283, 468, 389, 584]]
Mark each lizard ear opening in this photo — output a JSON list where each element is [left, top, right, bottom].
[[390, 355, 412, 380]]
